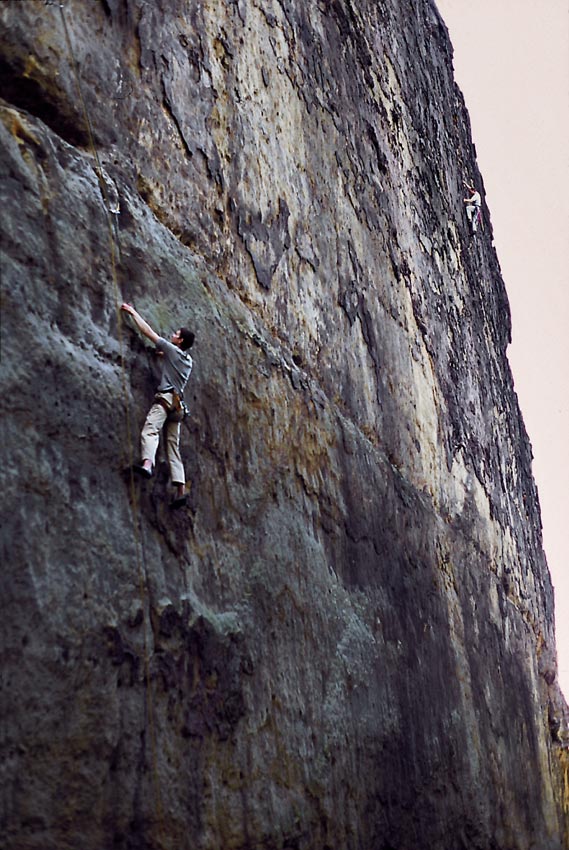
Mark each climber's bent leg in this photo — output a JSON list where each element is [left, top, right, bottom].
[[140, 402, 168, 472]]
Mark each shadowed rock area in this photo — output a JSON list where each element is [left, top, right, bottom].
[[1, 1, 568, 848]]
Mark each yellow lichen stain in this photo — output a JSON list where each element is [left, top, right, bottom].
[[534, 629, 547, 659], [560, 748, 569, 814], [551, 746, 569, 845], [6, 110, 47, 181], [23, 53, 42, 80], [9, 113, 41, 149]]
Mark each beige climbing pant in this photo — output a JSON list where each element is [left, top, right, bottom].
[[140, 392, 185, 485]]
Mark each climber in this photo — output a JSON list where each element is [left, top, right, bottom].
[[463, 181, 482, 233], [121, 303, 194, 509]]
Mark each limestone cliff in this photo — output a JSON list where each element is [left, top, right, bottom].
[[1, 1, 567, 848]]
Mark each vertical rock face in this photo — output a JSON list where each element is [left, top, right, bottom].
[[1, 1, 567, 848]]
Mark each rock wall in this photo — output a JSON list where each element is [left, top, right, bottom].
[[1, 1, 567, 848]]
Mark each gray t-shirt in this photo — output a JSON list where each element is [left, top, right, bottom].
[[155, 337, 193, 396]]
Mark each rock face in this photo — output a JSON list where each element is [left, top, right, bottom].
[[1, 1, 567, 848]]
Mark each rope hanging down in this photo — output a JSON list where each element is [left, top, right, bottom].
[[56, 1, 164, 829]]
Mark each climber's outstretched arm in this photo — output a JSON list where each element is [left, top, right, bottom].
[[121, 303, 160, 344]]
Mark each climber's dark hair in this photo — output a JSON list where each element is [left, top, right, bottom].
[[179, 327, 195, 351]]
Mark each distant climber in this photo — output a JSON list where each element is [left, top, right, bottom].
[[463, 181, 482, 233], [121, 303, 194, 509]]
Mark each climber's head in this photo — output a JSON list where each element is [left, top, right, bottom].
[[174, 327, 195, 351]]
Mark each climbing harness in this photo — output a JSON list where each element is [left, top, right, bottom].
[[153, 390, 190, 422], [56, 1, 164, 829]]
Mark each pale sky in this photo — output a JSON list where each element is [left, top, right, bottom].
[[435, 0, 569, 697]]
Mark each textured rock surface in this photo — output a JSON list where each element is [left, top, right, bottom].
[[1, 1, 568, 848]]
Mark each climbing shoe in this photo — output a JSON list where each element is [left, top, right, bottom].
[[133, 464, 153, 479], [170, 494, 188, 510]]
